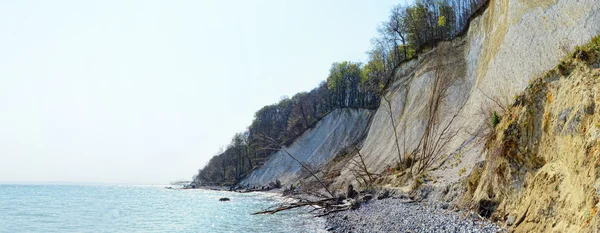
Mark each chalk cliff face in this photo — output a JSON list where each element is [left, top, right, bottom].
[[240, 109, 372, 187], [242, 2, 600, 229], [329, 0, 600, 190], [325, 0, 600, 231]]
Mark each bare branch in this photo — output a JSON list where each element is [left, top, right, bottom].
[[383, 96, 405, 170], [256, 133, 334, 198]]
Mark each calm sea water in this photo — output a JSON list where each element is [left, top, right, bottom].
[[0, 184, 325, 233]]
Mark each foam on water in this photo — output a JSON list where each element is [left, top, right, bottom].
[[0, 184, 326, 233]]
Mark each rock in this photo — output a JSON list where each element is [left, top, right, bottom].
[[377, 189, 391, 200], [347, 185, 358, 199], [219, 197, 230, 201], [350, 199, 360, 210], [477, 200, 498, 218], [506, 215, 516, 226], [440, 203, 449, 210], [362, 194, 373, 202], [326, 226, 335, 231]]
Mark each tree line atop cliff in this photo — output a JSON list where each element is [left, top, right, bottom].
[[194, 0, 487, 186]]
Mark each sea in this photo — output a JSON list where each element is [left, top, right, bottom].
[[0, 184, 326, 233]]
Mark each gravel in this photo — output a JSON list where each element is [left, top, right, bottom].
[[325, 198, 504, 233]]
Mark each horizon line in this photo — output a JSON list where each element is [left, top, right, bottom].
[[0, 181, 167, 186]]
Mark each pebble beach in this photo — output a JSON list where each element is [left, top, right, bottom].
[[325, 198, 504, 233]]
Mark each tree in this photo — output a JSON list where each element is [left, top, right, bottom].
[[405, 3, 429, 50], [326, 61, 364, 108], [386, 5, 410, 60], [409, 47, 467, 176], [438, 0, 456, 39], [288, 92, 311, 135]]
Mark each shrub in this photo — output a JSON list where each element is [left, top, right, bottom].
[[572, 45, 582, 59], [491, 111, 501, 128], [556, 62, 567, 75], [403, 154, 415, 169], [411, 174, 424, 191], [458, 167, 467, 176], [589, 35, 600, 51]]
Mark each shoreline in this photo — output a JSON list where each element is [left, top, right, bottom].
[[191, 185, 505, 232], [19, 182, 501, 231]]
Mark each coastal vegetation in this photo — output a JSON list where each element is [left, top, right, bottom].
[[194, 0, 487, 187]]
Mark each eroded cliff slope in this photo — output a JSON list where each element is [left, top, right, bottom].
[[330, 0, 600, 193], [469, 41, 600, 232], [240, 109, 373, 187]]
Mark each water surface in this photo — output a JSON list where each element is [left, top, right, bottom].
[[0, 184, 325, 232]]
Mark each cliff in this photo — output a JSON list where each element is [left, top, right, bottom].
[[468, 40, 600, 232], [239, 0, 600, 230], [329, 0, 600, 191], [240, 109, 373, 187]]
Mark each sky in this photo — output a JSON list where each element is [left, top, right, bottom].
[[0, 0, 410, 185]]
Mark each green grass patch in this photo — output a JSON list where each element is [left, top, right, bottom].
[[491, 111, 501, 128], [588, 34, 600, 51]]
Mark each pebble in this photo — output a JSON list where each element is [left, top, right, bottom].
[[325, 199, 505, 233], [506, 215, 516, 226]]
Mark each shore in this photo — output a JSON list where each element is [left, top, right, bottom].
[[325, 198, 504, 233], [191, 185, 504, 232]]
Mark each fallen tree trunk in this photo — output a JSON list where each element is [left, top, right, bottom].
[[252, 197, 351, 216]]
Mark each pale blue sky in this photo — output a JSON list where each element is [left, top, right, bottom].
[[0, 0, 409, 184]]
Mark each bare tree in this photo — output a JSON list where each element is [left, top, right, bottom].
[[383, 96, 405, 170], [381, 45, 467, 179], [409, 48, 467, 176], [348, 145, 379, 188], [386, 5, 409, 59]]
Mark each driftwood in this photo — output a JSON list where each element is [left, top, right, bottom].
[[252, 197, 353, 217], [314, 208, 349, 217]]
